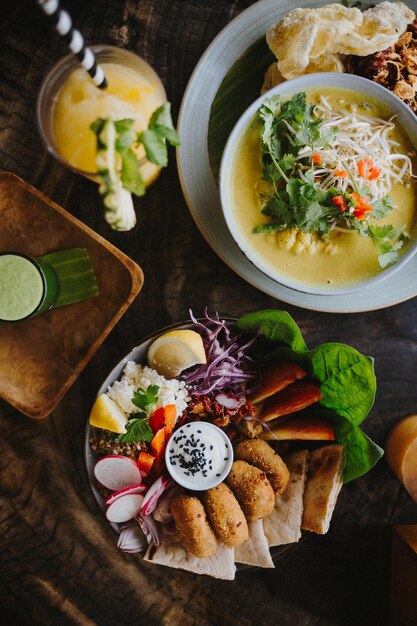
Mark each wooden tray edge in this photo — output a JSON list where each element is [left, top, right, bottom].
[[0, 171, 144, 419]]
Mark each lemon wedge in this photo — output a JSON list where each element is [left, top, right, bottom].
[[147, 329, 207, 378], [89, 393, 128, 434]]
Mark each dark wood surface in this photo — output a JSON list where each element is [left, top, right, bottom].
[[1, 1, 417, 624]]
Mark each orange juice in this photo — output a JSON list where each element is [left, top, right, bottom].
[[386, 415, 417, 502], [38, 47, 166, 186]]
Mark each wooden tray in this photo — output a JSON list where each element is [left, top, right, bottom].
[[0, 172, 144, 419]]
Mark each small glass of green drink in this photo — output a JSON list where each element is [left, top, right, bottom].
[[0, 252, 59, 323]]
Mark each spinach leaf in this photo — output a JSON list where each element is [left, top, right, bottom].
[[332, 418, 384, 483], [308, 343, 376, 425], [235, 310, 307, 352]]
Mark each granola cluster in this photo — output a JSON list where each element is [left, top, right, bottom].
[[347, 19, 417, 113]]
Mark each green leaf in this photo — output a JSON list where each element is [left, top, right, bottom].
[[368, 223, 405, 268], [90, 118, 106, 136], [131, 384, 159, 413], [236, 310, 308, 351], [332, 417, 384, 483], [114, 119, 136, 153], [117, 417, 154, 443], [307, 343, 376, 425], [139, 128, 168, 166], [149, 103, 180, 146], [120, 148, 145, 197], [370, 196, 394, 221]]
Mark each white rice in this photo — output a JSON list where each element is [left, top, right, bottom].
[[107, 361, 190, 417]]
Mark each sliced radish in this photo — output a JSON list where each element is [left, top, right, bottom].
[[94, 455, 142, 491], [105, 483, 146, 506], [106, 493, 144, 523], [141, 476, 172, 517], [117, 522, 147, 553]]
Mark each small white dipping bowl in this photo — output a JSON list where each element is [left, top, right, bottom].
[[219, 72, 417, 296]]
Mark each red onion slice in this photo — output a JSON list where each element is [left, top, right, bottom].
[[136, 513, 160, 546], [117, 522, 147, 553]]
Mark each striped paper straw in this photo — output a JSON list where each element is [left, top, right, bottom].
[[37, 0, 108, 89]]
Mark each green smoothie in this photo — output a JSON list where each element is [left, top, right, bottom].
[[0, 253, 44, 321]]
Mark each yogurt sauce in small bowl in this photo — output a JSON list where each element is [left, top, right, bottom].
[[165, 422, 234, 491]]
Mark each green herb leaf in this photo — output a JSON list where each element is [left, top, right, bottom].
[[117, 417, 154, 443], [114, 119, 136, 153], [139, 128, 168, 166], [131, 384, 159, 413], [368, 223, 405, 268], [370, 196, 394, 220], [120, 148, 145, 197]]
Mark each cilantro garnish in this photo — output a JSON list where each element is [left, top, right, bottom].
[[116, 384, 159, 444], [131, 384, 159, 413], [117, 417, 154, 444], [254, 92, 406, 268]]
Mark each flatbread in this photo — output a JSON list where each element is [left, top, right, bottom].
[[235, 519, 274, 568], [263, 449, 309, 547], [144, 535, 236, 580], [302, 444, 344, 535]]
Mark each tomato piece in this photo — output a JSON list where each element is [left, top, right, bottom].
[[149, 405, 177, 434], [332, 195, 347, 212]]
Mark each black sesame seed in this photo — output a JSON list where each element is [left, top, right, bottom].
[[210, 445, 213, 451], [216, 473, 221, 477]]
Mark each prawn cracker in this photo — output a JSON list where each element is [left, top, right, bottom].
[[235, 519, 274, 568], [263, 450, 309, 547]]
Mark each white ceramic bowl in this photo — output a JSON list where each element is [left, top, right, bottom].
[[219, 72, 417, 296]]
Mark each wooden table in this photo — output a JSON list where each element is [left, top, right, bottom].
[[1, 1, 417, 624]]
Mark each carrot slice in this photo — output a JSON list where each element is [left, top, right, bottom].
[[137, 451, 155, 474], [162, 404, 176, 434], [151, 427, 168, 458]]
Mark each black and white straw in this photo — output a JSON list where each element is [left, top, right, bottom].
[[37, 0, 108, 89]]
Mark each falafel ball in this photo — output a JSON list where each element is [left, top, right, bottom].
[[234, 438, 290, 495], [201, 483, 249, 547], [225, 460, 275, 520], [171, 494, 217, 558]]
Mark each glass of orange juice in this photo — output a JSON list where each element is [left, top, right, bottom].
[[37, 46, 166, 187]]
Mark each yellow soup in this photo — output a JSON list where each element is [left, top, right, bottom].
[[230, 87, 417, 289], [53, 63, 165, 184]]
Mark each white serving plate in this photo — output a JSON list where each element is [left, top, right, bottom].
[[177, 0, 417, 312]]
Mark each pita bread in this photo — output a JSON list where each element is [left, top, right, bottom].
[[263, 450, 309, 547], [235, 519, 274, 568], [144, 535, 236, 580], [302, 444, 344, 535]]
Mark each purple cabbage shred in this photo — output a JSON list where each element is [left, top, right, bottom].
[[181, 309, 258, 395]]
